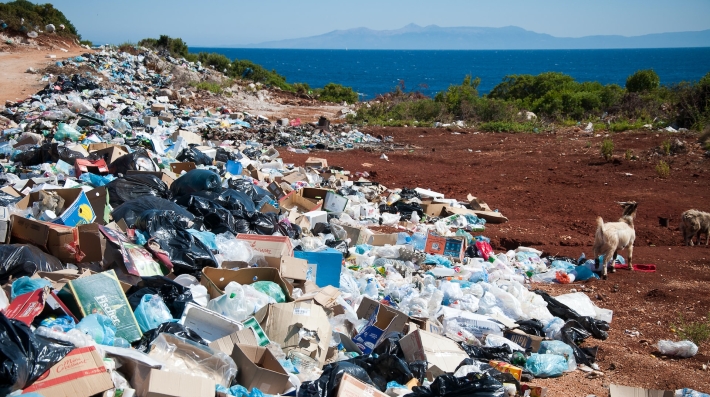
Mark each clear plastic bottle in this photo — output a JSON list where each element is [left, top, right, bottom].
[[411, 232, 427, 250]]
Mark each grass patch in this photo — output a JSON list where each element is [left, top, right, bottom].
[[656, 160, 670, 178], [191, 81, 223, 94], [479, 121, 536, 133], [661, 139, 672, 155], [671, 312, 710, 345], [601, 139, 614, 160]]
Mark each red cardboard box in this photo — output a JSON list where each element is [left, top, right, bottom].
[[4, 287, 77, 326]]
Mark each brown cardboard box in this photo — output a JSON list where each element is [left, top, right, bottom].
[[336, 373, 388, 397], [170, 162, 197, 174], [201, 267, 293, 301], [305, 157, 328, 168], [352, 297, 409, 354], [22, 346, 113, 397], [171, 129, 203, 146], [420, 202, 447, 217], [278, 190, 322, 213], [254, 301, 332, 366], [230, 344, 291, 395], [138, 368, 216, 397], [90, 146, 129, 165], [294, 285, 343, 315], [300, 188, 330, 205], [370, 232, 398, 246], [443, 206, 508, 224], [236, 234, 294, 258], [609, 385, 674, 397], [399, 329, 469, 379], [10, 216, 81, 263], [340, 224, 374, 246], [503, 329, 544, 353], [209, 328, 259, 354], [264, 256, 308, 281]]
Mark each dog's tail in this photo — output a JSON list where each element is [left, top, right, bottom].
[[595, 216, 605, 238]]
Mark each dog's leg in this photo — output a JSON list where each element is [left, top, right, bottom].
[[627, 244, 634, 271], [610, 252, 617, 273]]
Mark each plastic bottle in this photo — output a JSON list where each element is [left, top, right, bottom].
[[428, 267, 456, 278], [363, 278, 379, 298], [396, 232, 412, 245], [411, 232, 427, 250]]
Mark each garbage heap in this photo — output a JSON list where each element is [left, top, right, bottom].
[[0, 48, 695, 397]]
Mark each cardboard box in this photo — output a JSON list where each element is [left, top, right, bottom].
[[521, 385, 548, 397], [209, 328, 260, 354], [294, 248, 343, 288], [74, 158, 109, 177], [304, 157, 328, 168], [64, 270, 142, 342], [352, 297, 409, 354], [336, 373, 388, 397], [86, 187, 109, 225], [91, 146, 129, 166], [424, 233, 466, 261], [400, 329, 469, 379], [300, 188, 330, 205], [409, 317, 445, 335], [443, 206, 508, 224], [264, 256, 308, 281], [4, 287, 78, 326], [489, 360, 523, 381], [10, 216, 81, 263], [179, 302, 244, 342], [254, 302, 332, 366], [236, 234, 293, 258], [420, 202, 447, 217], [170, 162, 197, 174], [171, 129, 203, 146], [370, 232, 398, 246], [138, 368, 215, 397], [323, 191, 349, 213], [201, 267, 293, 301], [609, 385, 674, 397], [278, 190, 322, 213], [340, 224, 374, 246], [16, 188, 95, 226], [87, 143, 131, 153], [303, 210, 327, 226], [503, 329, 544, 353], [22, 346, 114, 397], [230, 344, 290, 395]]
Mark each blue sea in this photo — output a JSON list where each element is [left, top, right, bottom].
[[191, 48, 710, 99]]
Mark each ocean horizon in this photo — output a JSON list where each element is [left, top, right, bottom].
[[191, 47, 710, 99]]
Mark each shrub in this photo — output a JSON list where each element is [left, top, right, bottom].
[[660, 139, 672, 155], [656, 160, 670, 178], [191, 81, 223, 94], [318, 83, 358, 104], [0, 0, 79, 37], [624, 149, 633, 160], [671, 312, 710, 345], [435, 75, 480, 118], [601, 139, 614, 160], [626, 69, 660, 93], [79, 39, 93, 47]]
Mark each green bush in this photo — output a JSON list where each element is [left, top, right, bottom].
[[435, 75, 480, 118], [479, 121, 534, 133], [671, 312, 710, 345], [191, 81, 223, 94], [656, 160, 670, 178], [0, 0, 79, 37], [138, 35, 190, 59], [626, 69, 660, 93], [318, 83, 358, 104], [601, 139, 614, 160]]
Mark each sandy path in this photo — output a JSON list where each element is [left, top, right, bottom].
[[0, 48, 87, 103]]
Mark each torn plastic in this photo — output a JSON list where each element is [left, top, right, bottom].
[[538, 340, 576, 371], [10, 276, 52, 299]]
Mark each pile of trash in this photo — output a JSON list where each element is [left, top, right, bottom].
[[0, 47, 704, 397]]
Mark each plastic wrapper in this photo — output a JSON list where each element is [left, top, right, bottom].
[[10, 276, 52, 299], [111, 196, 194, 227], [126, 275, 195, 319], [136, 210, 218, 276], [538, 340, 576, 371], [148, 333, 237, 388], [177, 146, 213, 166], [252, 281, 286, 303], [544, 317, 565, 340], [134, 294, 173, 333], [0, 244, 63, 285], [105, 174, 170, 206], [404, 373, 505, 397], [170, 169, 222, 197], [77, 313, 118, 346], [524, 353, 567, 378], [657, 340, 698, 358], [79, 172, 116, 187], [39, 316, 76, 332], [0, 313, 74, 395], [223, 384, 266, 397], [207, 282, 250, 322], [135, 322, 208, 353], [485, 334, 525, 352], [108, 149, 157, 174]]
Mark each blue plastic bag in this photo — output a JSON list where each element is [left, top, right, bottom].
[[524, 353, 568, 378], [40, 316, 76, 332], [77, 314, 117, 346], [134, 294, 173, 333], [227, 385, 265, 397], [538, 340, 576, 371], [11, 277, 52, 299], [187, 229, 218, 250], [79, 172, 116, 187], [572, 264, 599, 281]]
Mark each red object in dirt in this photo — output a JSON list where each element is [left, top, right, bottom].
[[4, 286, 78, 326], [555, 271, 572, 284], [613, 263, 656, 272]]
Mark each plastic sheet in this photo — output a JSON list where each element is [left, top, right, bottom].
[[148, 333, 237, 388], [0, 245, 63, 285], [460, 343, 513, 363], [533, 290, 609, 340], [177, 146, 213, 166], [0, 312, 74, 395], [111, 196, 194, 227], [524, 353, 567, 378], [170, 169, 222, 197], [176, 194, 242, 235], [10, 276, 52, 299], [134, 294, 173, 333], [657, 340, 698, 358], [54, 123, 83, 141], [105, 174, 170, 206], [215, 233, 254, 265]]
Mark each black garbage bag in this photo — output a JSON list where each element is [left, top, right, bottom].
[[455, 360, 521, 394], [248, 212, 278, 235], [13, 143, 85, 166], [105, 174, 170, 207], [533, 290, 609, 340], [134, 322, 207, 353], [170, 169, 222, 198], [126, 275, 194, 318], [371, 354, 416, 391], [460, 344, 512, 363], [394, 201, 424, 221], [177, 146, 212, 166], [515, 319, 545, 337], [0, 313, 75, 395], [399, 188, 421, 200], [560, 320, 597, 366], [108, 149, 157, 174], [0, 245, 63, 285], [298, 361, 376, 397], [215, 148, 240, 162], [404, 373, 505, 397], [194, 189, 256, 214], [277, 220, 302, 240], [325, 240, 349, 257], [228, 178, 274, 205], [373, 333, 403, 357], [111, 196, 193, 227], [175, 194, 240, 235], [135, 210, 217, 277]]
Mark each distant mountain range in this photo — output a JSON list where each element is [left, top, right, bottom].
[[242, 24, 710, 50]]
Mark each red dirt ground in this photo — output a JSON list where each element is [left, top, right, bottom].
[[281, 127, 710, 395]]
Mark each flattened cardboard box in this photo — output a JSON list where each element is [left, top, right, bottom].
[[609, 384, 674, 397], [230, 343, 290, 395], [336, 373, 388, 397], [22, 346, 113, 397], [209, 328, 259, 354], [399, 329, 469, 379], [139, 368, 215, 397]]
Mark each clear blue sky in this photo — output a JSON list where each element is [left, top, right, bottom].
[[39, 0, 710, 47]]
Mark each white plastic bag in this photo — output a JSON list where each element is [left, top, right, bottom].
[[657, 340, 698, 358], [206, 282, 250, 321]]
